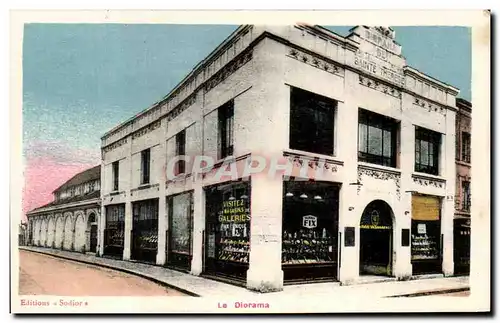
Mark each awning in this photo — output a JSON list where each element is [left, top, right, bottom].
[[412, 195, 440, 221]]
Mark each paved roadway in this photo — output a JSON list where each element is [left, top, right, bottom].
[[18, 250, 186, 296]]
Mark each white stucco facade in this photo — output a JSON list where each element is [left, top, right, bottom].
[[100, 25, 459, 292]]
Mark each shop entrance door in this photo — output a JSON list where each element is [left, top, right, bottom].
[[359, 200, 393, 276], [90, 225, 98, 252]]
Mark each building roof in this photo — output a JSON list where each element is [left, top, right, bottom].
[[456, 98, 472, 108], [27, 190, 100, 215], [52, 165, 100, 194]]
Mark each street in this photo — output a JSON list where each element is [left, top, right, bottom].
[[18, 250, 187, 296]]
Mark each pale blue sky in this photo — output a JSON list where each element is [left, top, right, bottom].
[[22, 24, 471, 164]]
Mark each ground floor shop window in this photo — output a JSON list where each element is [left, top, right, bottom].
[[104, 204, 125, 258], [131, 199, 159, 263], [411, 194, 442, 275], [454, 218, 470, 275], [166, 192, 193, 271], [282, 180, 340, 283], [204, 181, 250, 282]]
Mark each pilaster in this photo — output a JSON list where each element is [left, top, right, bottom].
[[190, 185, 205, 275], [246, 175, 284, 292]]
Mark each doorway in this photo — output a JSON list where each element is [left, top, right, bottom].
[[359, 200, 394, 276], [90, 225, 98, 252], [87, 213, 98, 253]]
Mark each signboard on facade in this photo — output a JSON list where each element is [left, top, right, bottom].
[[354, 50, 405, 86], [302, 215, 318, 229], [363, 27, 399, 55], [219, 199, 250, 223]]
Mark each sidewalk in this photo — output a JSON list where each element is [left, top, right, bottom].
[[19, 246, 469, 298]]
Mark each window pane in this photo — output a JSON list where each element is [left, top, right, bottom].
[[429, 143, 434, 166], [290, 88, 335, 155], [383, 129, 392, 157], [358, 123, 367, 152], [421, 141, 429, 166], [368, 126, 382, 155]]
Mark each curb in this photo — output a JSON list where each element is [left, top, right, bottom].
[[386, 287, 470, 298], [19, 247, 200, 297]]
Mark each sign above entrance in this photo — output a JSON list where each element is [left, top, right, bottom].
[[360, 201, 393, 230], [349, 26, 406, 87], [354, 50, 405, 87], [302, 215, 318, 229], [351, 26, 402, 55]]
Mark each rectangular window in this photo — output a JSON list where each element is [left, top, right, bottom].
[[218, 100, 234, 159], [290, 87, 335, 156], [112, 161, 119, 191], [461, 132, 471, 163], [415, 126, 441, 175], [462, 181, 471, 212], [141, 149, 151, 184], [358, 109, 398, 167], [176, 130, 186, 175]]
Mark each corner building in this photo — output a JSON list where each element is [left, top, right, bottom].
[[100, 25, 459, 292]]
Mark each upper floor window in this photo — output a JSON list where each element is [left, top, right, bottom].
[[141, 148, 151, 185], [358, 109, 398, 167], [175, 130, 186, 175], [462, 181, 471, 212], [415, 126, 441, 176], [461, 132, 471, 163], [112, 161, 119, 191], [289, 87, 335, 156], [218, 100, 234, 159]]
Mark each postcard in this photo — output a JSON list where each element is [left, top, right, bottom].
[[10, 9, 491, 314]]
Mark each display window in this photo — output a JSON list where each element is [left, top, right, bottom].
[[131, 199, 159, 263], [104, 204, 125, 258], [204, 181, 250, 282], [282, 180, 340, 283], [167, 192, 193, 271], [453, 218, 470, 275], [411, 194, 442, 275]]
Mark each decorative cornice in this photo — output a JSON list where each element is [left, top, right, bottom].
[[132, 120, 162, 140], [166, 93, 197, 122], [287, 47, 344, 78], [204, 50, 253, 93], [283, 151, 344, 175], [412, 173, 446, 188], [359, 75, 401, 98], [103, 137, 128, 153], [413, 97, 446, 115], [357, 165, 401, 200]]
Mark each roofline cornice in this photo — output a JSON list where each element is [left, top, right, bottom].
[[101, 25, 252, 140], [404, 66, 460, 95], [26, 198, 101, 216]]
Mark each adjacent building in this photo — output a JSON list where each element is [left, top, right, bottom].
[[454, 98, 471, 275], [26, 165, 101, 254], [99, 25, 460, 292]]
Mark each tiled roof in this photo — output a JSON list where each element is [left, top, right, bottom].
[[53, 165, 100, 193], [27, 190, 100, 214]]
